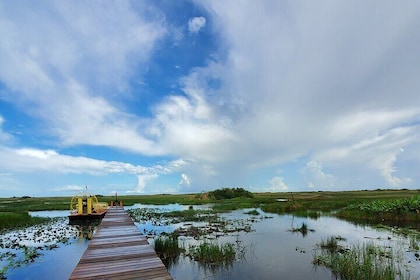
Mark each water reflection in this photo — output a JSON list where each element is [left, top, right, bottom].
[[76, 225, 96, 240]]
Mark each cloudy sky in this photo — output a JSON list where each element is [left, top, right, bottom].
[[0, 1, 419, 197]]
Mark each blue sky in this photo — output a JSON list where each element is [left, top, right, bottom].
[[1, 1, 420, 197]]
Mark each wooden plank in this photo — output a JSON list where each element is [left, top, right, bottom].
[[69, 208, 172, 280]]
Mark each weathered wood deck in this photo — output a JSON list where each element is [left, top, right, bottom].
[[69, 207, 173, 280]]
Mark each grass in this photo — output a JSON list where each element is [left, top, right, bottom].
[[188, 242, 236, 265], [153, 234, 184, 267], [244, 209, 260, 215], [314, 241, 408, 280], [2, 189, 420, 232], [336, 195, 420, 227], [318, 236, 345, 251], [0, 212, 50, 231], [290, 222, 315, 237], [2, 189, 419, 212]]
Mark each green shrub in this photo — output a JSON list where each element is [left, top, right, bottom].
[[209, 187, 253, 200]]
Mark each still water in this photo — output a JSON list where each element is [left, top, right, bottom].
[[1, 206, 419, 279]]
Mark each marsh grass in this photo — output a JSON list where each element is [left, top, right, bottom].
[[314, 241, 409, 280], [318, 236, 346, 252], [290, 222, 315, 237], [0, 212, 50, 231], [337, 196, 420, 224], [188, 242, 236, 265], [154, 234, 184, 267], [244, 209, 260, 215]]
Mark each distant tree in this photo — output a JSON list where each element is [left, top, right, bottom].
[[209, 187, 253, 200]]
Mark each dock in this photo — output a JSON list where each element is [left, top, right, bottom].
[[69, 207, 173, 280]]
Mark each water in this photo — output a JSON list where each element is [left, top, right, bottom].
[[1, 206, 420, 279], [165, 210, 420, 279]]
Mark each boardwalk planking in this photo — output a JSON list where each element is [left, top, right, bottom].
[[69, 208, 172, 280]]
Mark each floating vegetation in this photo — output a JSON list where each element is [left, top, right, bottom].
[[129, 207, 257, 239], [290, 222, 315, 237], [244, 209, 260, 215], [128, 208, 218, 226], [0, 217, 80, 277], [313, 240, 410, 280]]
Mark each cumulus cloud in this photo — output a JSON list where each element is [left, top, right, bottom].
[[135, 174, 159, 193], [188, 16, 206, 33], [1, 1, 420, 194], [182, 1, 420, 188], [0, 147, 187, 191], [179, 173, 191, 186], [302, 161, 335, 189], [0, 1, 165, 155], [268, 177, 289, 191]]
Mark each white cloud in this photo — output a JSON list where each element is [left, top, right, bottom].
[[188, 17, 206, 34], [52, 185, 84, 192], [0, 147, 188, 192], [1, 1, 420, 193], [181, 1, 420, 188], [179, 173, 191, 186], [268, 177, 289, 191], [302, 161, 335, 189], [0, 1, 166, 155], [16, 148, 58, 159], [135, 174, 159, 193]]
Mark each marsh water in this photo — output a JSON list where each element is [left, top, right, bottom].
[[1, 205, 420, 279]]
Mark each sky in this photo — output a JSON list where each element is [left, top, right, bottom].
[[0, 1, 420, 197]]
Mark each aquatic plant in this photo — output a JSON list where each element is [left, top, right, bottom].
[[244, 209, 260, 215], [153, 234, 184, 267], [337, 196, 420, 224], [314, 241, 409, 280], [188, 242, 236, 265], [0, 217, 80, 277], [318, 236, 345, 252], [290, 222, 314, 237], [0, 212, 50, 232]]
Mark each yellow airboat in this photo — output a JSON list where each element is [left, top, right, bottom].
[[68, 187, 109, 225]]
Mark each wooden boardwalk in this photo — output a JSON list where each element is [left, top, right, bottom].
[[69, 208, 173, 280]]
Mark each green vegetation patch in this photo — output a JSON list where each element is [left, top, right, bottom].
[[154, 234, 184, 268], [337, 195, 420, 224], [0, 212, 50, 232], [188, 242, 236, 265], [209, 187, 253, 200], [290, 222, 315, 237], [314, 241, 409, 280]]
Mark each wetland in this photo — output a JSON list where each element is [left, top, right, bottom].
[[1, 189, 420, 279]]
